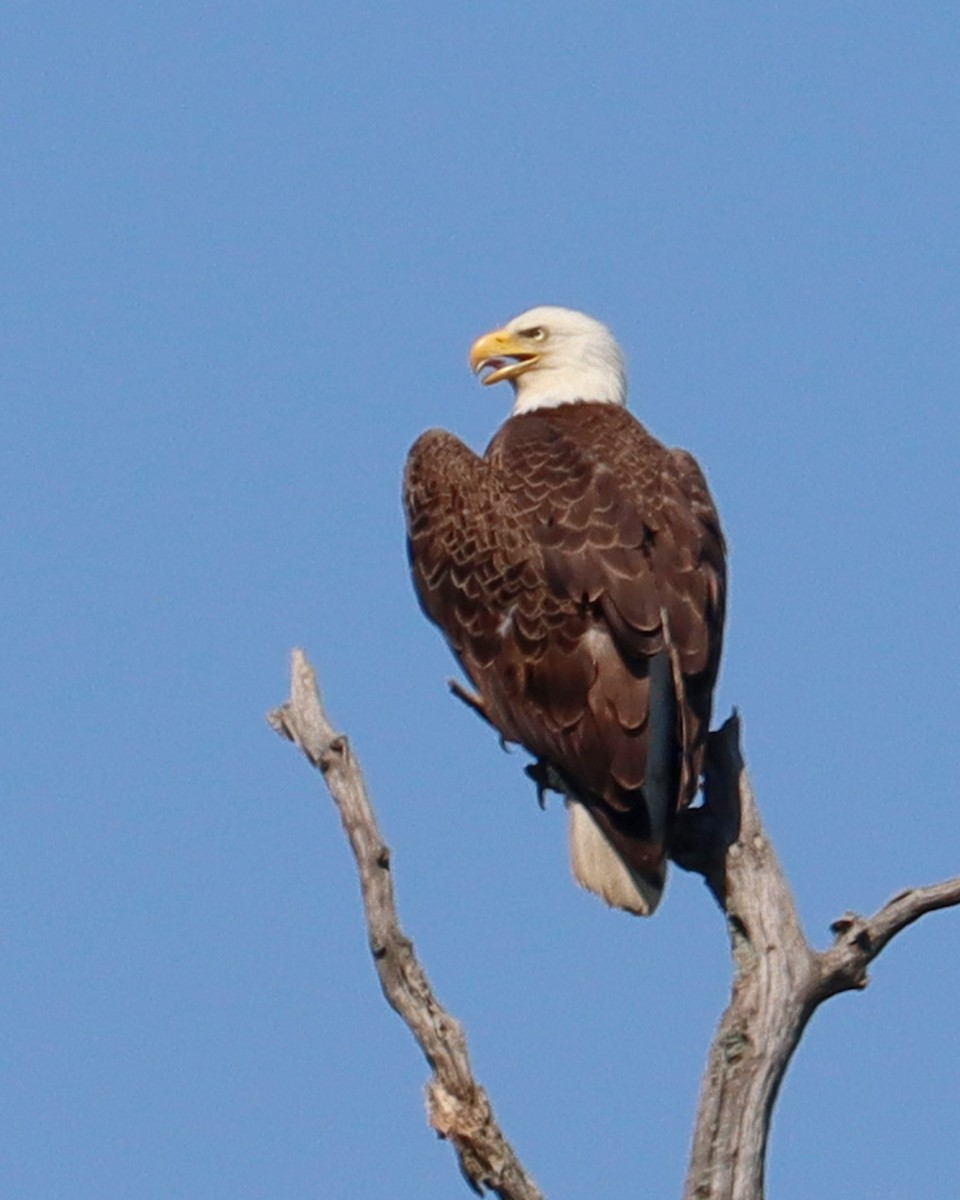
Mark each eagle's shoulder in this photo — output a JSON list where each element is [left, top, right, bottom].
[[403, 425, 534, 667]]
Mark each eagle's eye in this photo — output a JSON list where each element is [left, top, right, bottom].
[[518, 326, 546, 342]]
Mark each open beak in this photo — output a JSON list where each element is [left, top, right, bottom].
[[469, 328, 540, 386]]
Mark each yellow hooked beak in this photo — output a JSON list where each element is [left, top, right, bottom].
[[468, 327, 541, 386]]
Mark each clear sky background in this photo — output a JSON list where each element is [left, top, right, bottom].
[[3, 4, 959, 1198]]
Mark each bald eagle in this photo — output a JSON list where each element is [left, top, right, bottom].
[[403, 307, 726, 915]]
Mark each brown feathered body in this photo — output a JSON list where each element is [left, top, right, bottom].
[[404, 400, 726, 913]]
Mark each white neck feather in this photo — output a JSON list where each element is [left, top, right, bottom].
[[511, 363, 627, 413]]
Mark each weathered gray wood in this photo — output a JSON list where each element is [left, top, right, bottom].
[[268, 649, 543, 1200], [679, 716, 960, 1200], [270, 653, 960, 1200], [679, 717, 818, 1200]]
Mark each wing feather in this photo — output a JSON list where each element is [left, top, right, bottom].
[[403, 403, 726, 902]]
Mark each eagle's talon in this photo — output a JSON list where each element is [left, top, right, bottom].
[[525, 760, 556, 809]]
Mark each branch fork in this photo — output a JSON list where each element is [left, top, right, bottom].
[[269, 650, 960, 1200]]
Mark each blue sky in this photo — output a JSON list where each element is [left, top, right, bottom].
[[3, 3, 959, 1197]]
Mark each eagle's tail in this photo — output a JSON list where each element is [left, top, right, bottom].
[[566, 799, 666, 916]]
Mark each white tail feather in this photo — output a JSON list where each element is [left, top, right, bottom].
[[566, 800, 665, 916]]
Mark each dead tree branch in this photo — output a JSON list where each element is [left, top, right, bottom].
[[269, 655, 959, 1200], [676, 714, 960, 1200], [267, 649, 544, 1200]]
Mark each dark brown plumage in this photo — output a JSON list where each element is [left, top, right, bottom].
[[403, 308, 726, 914]]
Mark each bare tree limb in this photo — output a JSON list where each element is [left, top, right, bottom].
[[676, 715, 818, 1200], [820, 876, 960, 998], [677, 715, 960, 1200], [267, 649, 544, 1200], [269, 655, 959, 1200]]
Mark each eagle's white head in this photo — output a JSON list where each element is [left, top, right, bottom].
[[469, 305, 628, 415]]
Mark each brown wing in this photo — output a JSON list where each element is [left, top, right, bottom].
[[403, 404, 725, 864], [404, 427, 542, 678]]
